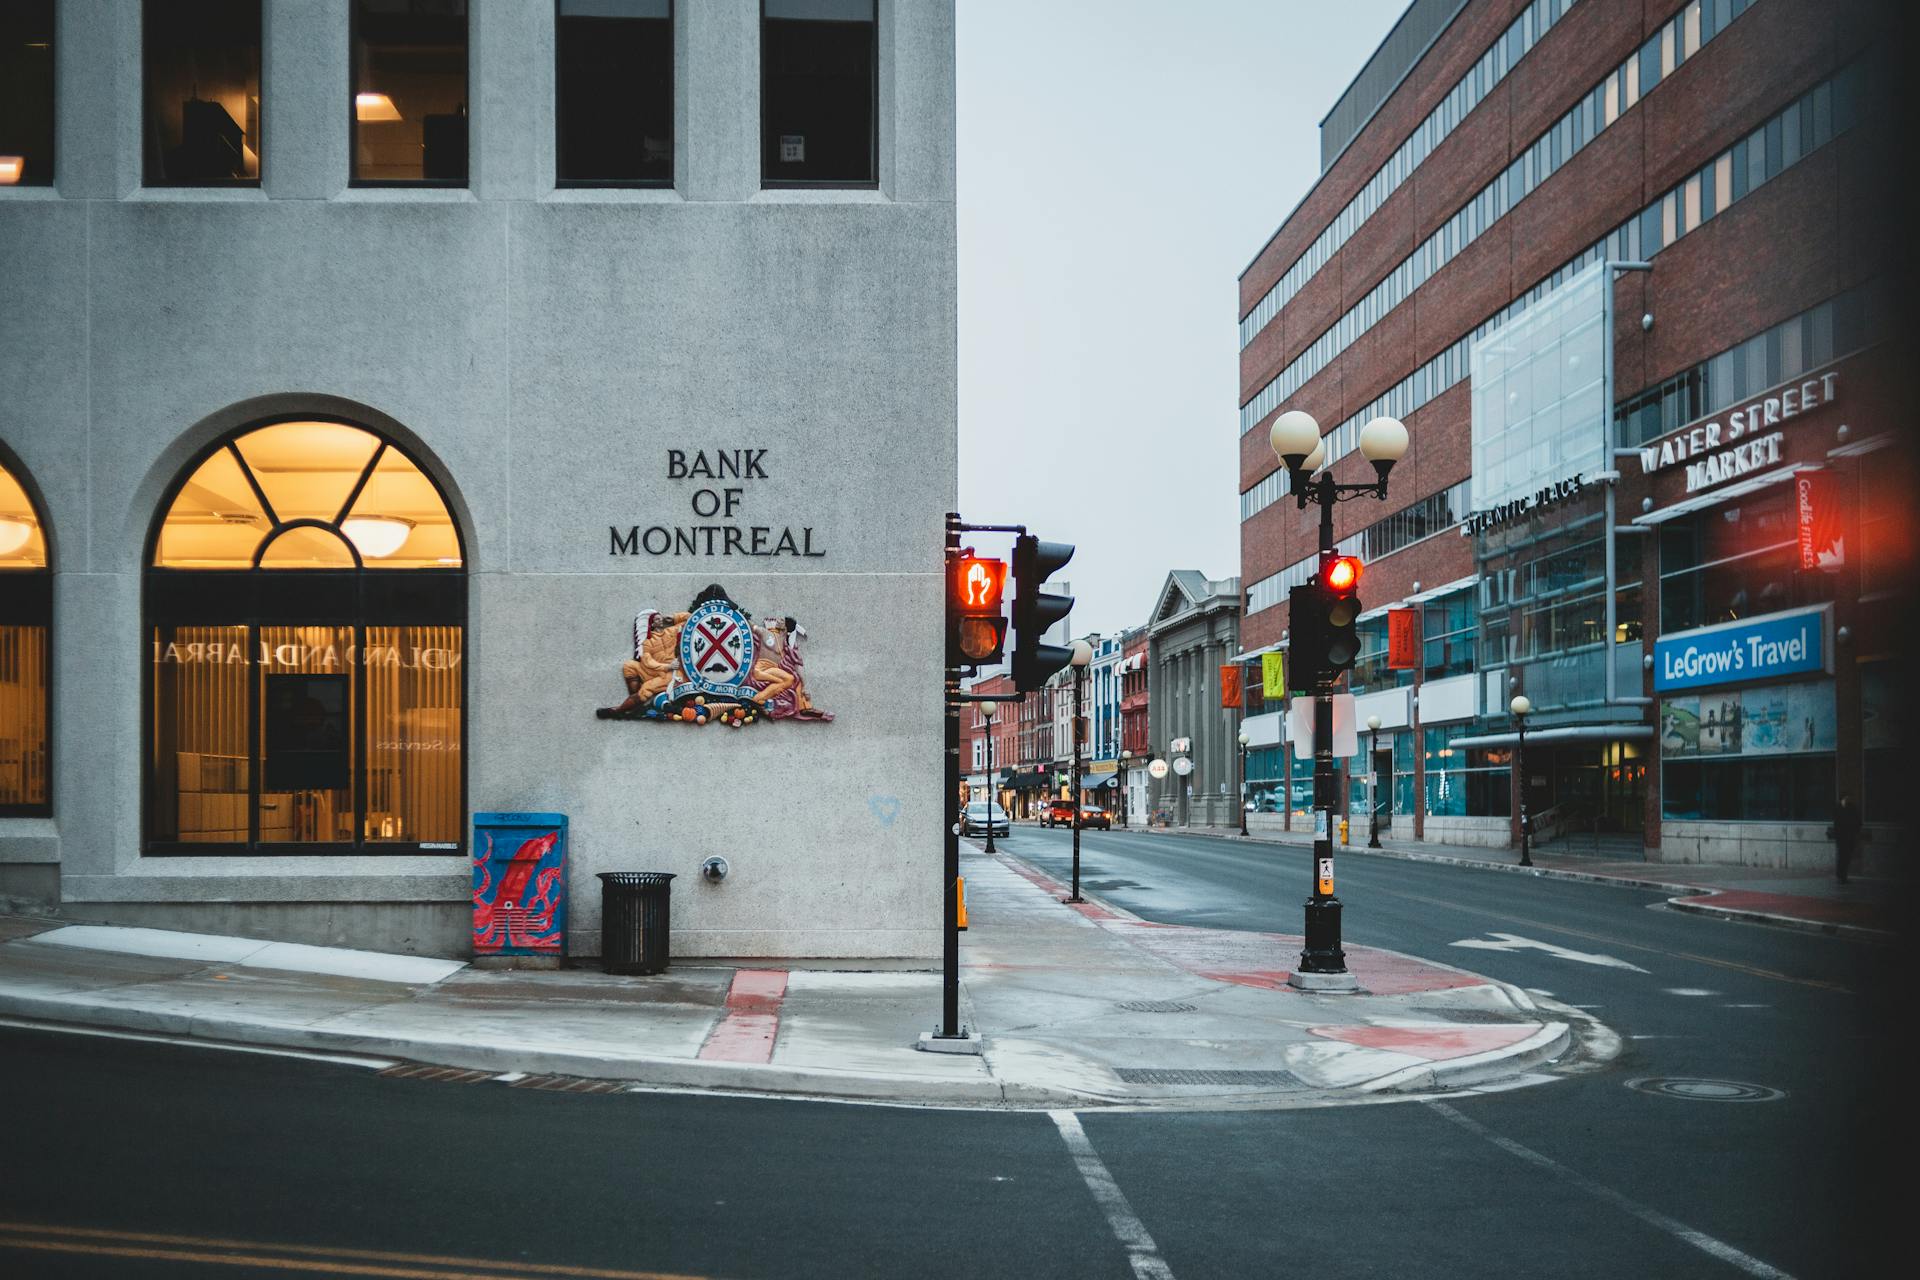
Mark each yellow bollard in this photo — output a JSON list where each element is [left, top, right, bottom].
[[1340, 817, 1349, 846], [956, 877, 968, 931]]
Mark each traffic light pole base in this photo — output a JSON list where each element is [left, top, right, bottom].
[[1286, 970, 1361, 992], [916, 1029, 984, 1055]]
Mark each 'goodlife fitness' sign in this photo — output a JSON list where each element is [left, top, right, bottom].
[[1636, 371, 1837, 495]]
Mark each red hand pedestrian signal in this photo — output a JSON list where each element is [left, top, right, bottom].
[[963, 558, 1004, 608], [949, 554, 1008, 665]]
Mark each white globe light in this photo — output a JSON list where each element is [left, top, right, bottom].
[[1269, 409, 1320, 465], [1358, 416, 1409, 463], [1148, 758, 1169, 780], [1510, 695, 1532, 717], [341, 516, 415, 559], [1172, 756, 1194, 776], [1302, 436, 1326, 473], [1070, 639, 1094, 667], [1366, 714, 1381, 730]]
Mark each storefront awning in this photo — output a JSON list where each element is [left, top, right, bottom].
[[1081, 775, 1118, 789], [1008, 771, 1049, 791], [1448, 725, 1654, 749]]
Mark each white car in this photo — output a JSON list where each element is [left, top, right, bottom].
[[961, 802, 1011, 838]]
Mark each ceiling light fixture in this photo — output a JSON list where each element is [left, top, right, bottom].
[[355, 93, 401, 122], [0, 516, 34, 556], [341, 516, 414, 559]]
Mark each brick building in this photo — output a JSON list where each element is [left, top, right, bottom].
[[1235, 0, 1902, 865]]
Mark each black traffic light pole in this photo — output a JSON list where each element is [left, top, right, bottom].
[[1068, 662, 1085, 904], [1291, 470, 1390, 981], [936, 514, 1063, 1045]]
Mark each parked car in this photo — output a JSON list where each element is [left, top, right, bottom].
[[1041, 799, 1076, 827], [961, 802, 1010, 839], [1079, 806, 1111, 830]]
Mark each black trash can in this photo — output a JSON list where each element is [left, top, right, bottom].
[[597, 872, 676, 975]]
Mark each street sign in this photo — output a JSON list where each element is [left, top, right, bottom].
[[1147, 758, 1169, 780], [1289, 693, 1358, 760], [1170, 736, 1192, 754], [1172, 757, 1193, 776]]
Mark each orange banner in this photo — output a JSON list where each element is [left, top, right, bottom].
[[1388, 608, 1418, 669], [1219, 664, 1243, 708]]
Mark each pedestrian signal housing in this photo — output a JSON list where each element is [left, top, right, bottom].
[[948, 554, 1008, 665]]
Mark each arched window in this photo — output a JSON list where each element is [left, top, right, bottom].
[[146, 419, 465, 853], [1, 454, 51, 816]]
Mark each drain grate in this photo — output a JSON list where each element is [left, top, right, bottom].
[[1113, 1068, 1303, 1088], [1116, 1000, 1197, 1013], [379, 1064, 493, 1085], [510, 1074, 626, 1094]]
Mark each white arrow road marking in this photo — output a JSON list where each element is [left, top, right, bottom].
[[1451, 932, 1649, 972]]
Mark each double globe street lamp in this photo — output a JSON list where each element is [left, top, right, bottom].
[[1066, 639, 1093, 904], [1366, 713, 1383, 849], [980, 699, 999, 853], [1268, 409, 1408, 982]]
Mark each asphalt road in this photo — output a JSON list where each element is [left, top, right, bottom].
[[0, 824, 1901, 1279]]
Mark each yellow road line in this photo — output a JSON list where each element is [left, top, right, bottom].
[[0, 1222, 712, 1280]]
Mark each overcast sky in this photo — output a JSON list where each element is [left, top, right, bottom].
[[956, 0, 1405, 638]]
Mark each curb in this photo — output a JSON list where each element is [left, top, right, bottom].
[[0, 988, 1080, 1109], [1362, 1020, 1571, 1094], [1130, 824, 1895, 939]]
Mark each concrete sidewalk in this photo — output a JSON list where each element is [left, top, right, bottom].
[[1128, 821, 1901, 940], [0, 848, 1576, 1111]]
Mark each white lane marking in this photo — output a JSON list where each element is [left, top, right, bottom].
[[1428, 1101, 1795, 1279], [1723, 1004, 1770, 1009], [0, 1017, 398, 1070], [1664, 988, 1719, 997], [1452, 932, 1650, 972], [1050, 1110, 1176, 1280]]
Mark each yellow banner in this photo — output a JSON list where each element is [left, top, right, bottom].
[[1261, 652, 1286, 699]]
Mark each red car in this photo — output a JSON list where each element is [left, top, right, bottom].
[[1040, 799, 1076, 827]]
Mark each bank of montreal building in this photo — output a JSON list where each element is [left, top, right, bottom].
[[0, 1, 957, 957], [1236, 0, 1908, 867]]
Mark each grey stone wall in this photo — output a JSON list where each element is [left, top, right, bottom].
[[0, 0, 956, 958]]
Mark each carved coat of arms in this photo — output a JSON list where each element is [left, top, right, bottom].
[[595, 584, 832, 725]]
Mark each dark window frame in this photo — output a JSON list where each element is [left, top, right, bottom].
[[0, 0, 57, 187], [141, 416, 469, 856], [759, 0, 878, 190], [0, 449, 53, 819], [141, 0, 265, 189], [348, 0, 470, 190], [554, 0, 675, 190]]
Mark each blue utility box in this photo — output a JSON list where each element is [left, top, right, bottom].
[[472, 812, 568, 957]]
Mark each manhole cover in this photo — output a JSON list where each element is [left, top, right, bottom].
[[1113, 1068, 1302, 1088], [1116, 1000, 1197, 1013], [1627, 1077, 1785, 1102]]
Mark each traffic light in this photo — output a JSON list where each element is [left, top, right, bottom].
[[1288, 554, 1364, 692], [948, 553, 1008, 666], [1011, 533, 1074, 692]]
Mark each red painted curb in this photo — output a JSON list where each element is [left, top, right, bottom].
[[697, 969, 788, 1064]]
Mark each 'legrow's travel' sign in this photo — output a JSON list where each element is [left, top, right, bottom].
[[1652, 605, 1830, 692]]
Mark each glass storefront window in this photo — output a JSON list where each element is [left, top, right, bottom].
[[144, 0, 262, 185], [1423, 588, 1476, 679], [1658, 488, 1834, 633], [147, 421, 465, 853], [1659, 678, 1835, 821], [1, 455, 51, 815], [352, 0, 468, 185], [1424, 725, 1510, 817]]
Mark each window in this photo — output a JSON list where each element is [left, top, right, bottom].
[[1658, 490, 1834, 634], [0, 455, 50, 815], [1659, 680, 1835, 821], [0, 0, 54, 186], [557, 0, 672, 186], [762, 0, 875, 186], [1425, 726, 1510, 817], [1424, 588, 1477, 680], [144, 0, 262, 186], [352, 0, 468, 185], [146, 420, 465, 853]]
